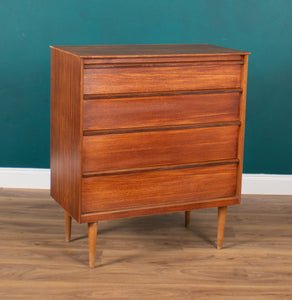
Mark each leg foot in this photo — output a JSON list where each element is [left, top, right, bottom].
[[217, 206, 227, 249], [185, 211, 191, 228], [64, 211, 72, 242], [88, 222, 98, 268]]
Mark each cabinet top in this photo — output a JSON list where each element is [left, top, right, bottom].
[[50, 44, 250, 58]]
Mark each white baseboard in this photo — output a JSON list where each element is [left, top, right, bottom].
[[0, 168, 50, 189], [241, 174, 292, 195], [0, 168, 291, 195]]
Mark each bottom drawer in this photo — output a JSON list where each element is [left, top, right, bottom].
[[82, 163, 237, 213]]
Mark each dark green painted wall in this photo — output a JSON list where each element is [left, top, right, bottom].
[[0, 0, 291, 173]]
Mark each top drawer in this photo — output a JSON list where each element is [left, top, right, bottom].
[[83, 62, 242, 95]]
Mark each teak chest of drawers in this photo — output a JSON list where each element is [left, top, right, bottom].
[[50, 44, 250, 268]]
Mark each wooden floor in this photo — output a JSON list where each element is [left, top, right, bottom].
[[0, 189, 291, 299]]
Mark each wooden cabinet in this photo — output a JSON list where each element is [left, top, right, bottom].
[[50, 44, 250, 268]]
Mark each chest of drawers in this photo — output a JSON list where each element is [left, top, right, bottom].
[[50, 44, 249, 268]]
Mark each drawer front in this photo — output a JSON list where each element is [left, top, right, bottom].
[[82, 163, 238, 213], [82, 125, 238, 173], [83, 63, 241, 95], [83, 92, 240, 131]]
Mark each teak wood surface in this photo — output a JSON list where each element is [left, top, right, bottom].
[[83, 63, 242, 95], [1, 189, 291, 299], [83, 91, 241, 131], [82, 125, 239, 172], [50, 48, 82, 222], [82, 163, 238, 214], [53, 43, 249, 57], [50, 44, 250, 267]]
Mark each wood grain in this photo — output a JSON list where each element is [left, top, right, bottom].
[[83, 92, 241, 131], [82, 163, 238, 214], [83, 55, 243, 65], [88, 223, 98, 268], [80, 196, 239, 223], [51, 44, 250, 58], [83, 63, 242, 95], [50, 48, 82, 222], [0, 189, 291, 299], [236, 55, 249, 200], [50, 44, 250, 268], [82, 125, 239, 172], [217, 206, 227, 249], [185, 211, 191, 228], [64, 211, 72, 242]]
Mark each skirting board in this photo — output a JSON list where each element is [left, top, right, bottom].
[[0, 168, 50, 190], [0, 168, 292, 195]]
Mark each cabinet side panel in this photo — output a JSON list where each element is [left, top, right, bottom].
[[236, 55, 249, 201], [50, 49, 82, 222]]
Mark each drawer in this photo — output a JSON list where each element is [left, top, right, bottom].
[[83, 63, 242, 95], [82, 125, 238, 173], [82, 163, 238, 213], [83, 92, 241, 131]]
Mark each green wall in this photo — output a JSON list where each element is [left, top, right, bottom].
[[0, 0, 291, 174]]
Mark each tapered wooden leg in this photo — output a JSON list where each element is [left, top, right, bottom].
[[185, 211, 191, 228], [88, 222, 98, 268], [217, 206, 227, 249], [64, 211, 72, 242]]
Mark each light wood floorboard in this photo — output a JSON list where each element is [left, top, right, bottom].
[[0, 188, 291, 299]]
